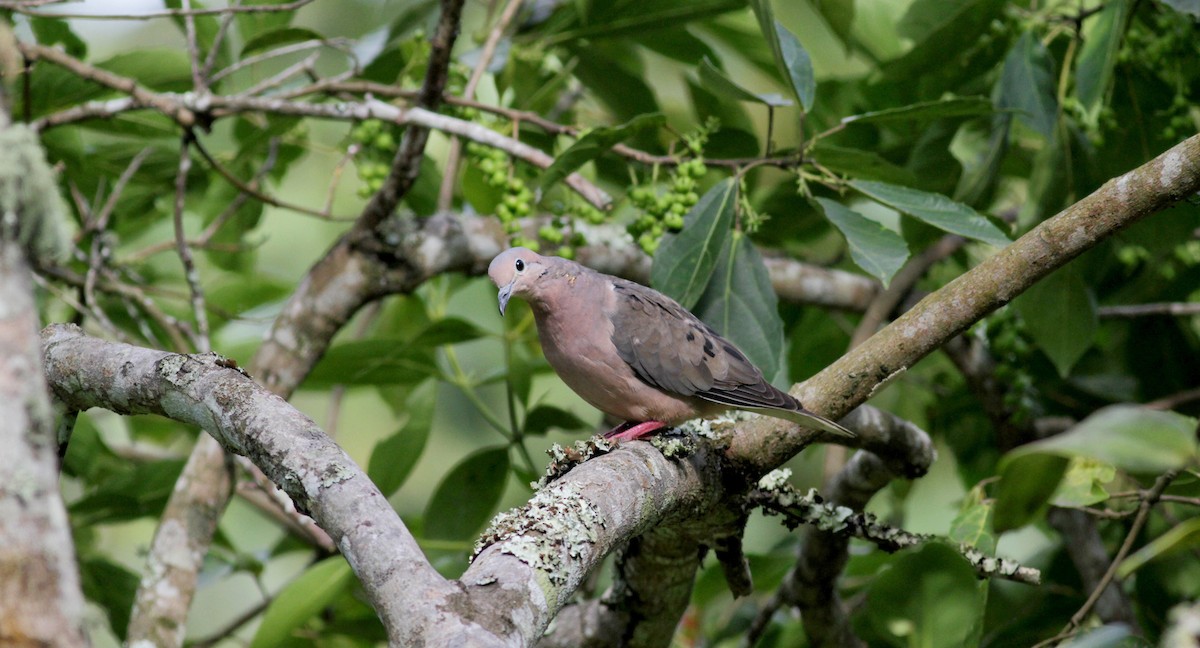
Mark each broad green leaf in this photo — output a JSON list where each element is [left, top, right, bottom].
[[1052, 457, 1116, 508], [410, 317, 487, 348], [811, 0, 856, 52], [537, 113, 666, 189], [773, 21, 815, 111], [1014, 263, 1096, 377], [997, 31, 1057, 139], [849, 180, 1010, 247], [698, 57, 792, 107], [948, 484, 996, 555], [30, 17, 87, 58], [304, 340, 437, 387], [306, 318, 482, 387], [251, 557, 355, 648], [651, 178, 737, 309], [1076, 0, 1131, 120], [69, 459, 188, 525], [866, 543, 984, 648], [694, 231, 784, 382], [368, 380, 435, 496], [523, 404, 591, 436], [841, 97, 994, 125], [953, 115, 1010, 207], [539, 0, 744, 44], [424, 447, 511, 541], [815, 198, 909, 286], [1117, 517, 1200, 578], [241, 27, 324, 57], [809, 142, 919, 185], [748, 0, 785, 87], [79, 557, 138, 640], [884, 0, 1005, 80], [99, 49, 194, 92], [236, 0, 295, 45], [1012, 405, 1199, 475], [993, 453, 1069, 533]]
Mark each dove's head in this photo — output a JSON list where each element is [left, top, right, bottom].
[[489, 247, 551, 316]]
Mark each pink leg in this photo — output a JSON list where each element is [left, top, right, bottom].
[[604, 420, 667, 442]]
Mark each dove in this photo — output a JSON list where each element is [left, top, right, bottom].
[[487, 247, 854, 441]]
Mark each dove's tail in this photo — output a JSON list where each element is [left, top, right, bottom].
[[758, 406, 855, 438]]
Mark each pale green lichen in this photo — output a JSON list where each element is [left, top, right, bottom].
[[757, 468, 793, 492], [473, 481, 605, 595], [156, 355, 190, 382], [535, 436, 616, 488], [0, 125, 69, 264]]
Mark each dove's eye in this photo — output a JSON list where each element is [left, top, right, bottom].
[[515, 259, 525, 272]]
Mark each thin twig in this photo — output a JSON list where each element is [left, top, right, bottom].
[[437, 0, 525, 211], [174, 137, 210, 351], [1036, 470, 1181, 647], [354, 0, 466, 235], [4, 0, 317, 19], [1098, 302, 1200, 317]]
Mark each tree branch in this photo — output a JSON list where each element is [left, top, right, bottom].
[[728, 133, 1200, 475]]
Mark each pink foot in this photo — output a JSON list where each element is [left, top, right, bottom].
[[604, 420, 667, 442]]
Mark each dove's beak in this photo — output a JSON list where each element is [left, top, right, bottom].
[[497, 282, 514, 316]]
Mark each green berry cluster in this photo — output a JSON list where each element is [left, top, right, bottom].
[[465, 140, 539, 245], [350, 119, 400, 198], [982, 307, 1039, 425], [537, 214, 587, 260], [626, 158, 706, 255]]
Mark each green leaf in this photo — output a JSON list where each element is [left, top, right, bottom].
[[523, 404, 591, 436], [993, 453, 1069, 533], [949, 484, 996, 555], [1117, 516, 1200, 579], [410, 317, 487, 347], [304, 341, 437, 387], [1011, 405, 1199, 475], [423, 447, 511, 541], [98, 49, 194, 92], [1014, 263, 1097, 377], [841, 97, 994, 125], [1075, 0, 1132, 120], [997, 31, 1057, 138], [884, 0, 1005, 80], [694, 230, 785, 382], [849, 179, 1010, 246], [809, 142, 919, 185], [240, 27, 324, 57], [30, 17, 87, 58], [236, 0, 295, 45], [773, 21, 816, 111], [866, 543, 984, 648], [651, 178, 737, 309], [250, 556, 355, 648], [698, 57, 792, 107], [537, 113, 666, 190], [306, 318, 482, 387], [747, 0, 785, 85], [815, 198, 909, 286], [79, 557, 138, 640], [811, 0, 856, 52], [368, 380, 435, 496], [1052, 457, 1116, 508]]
